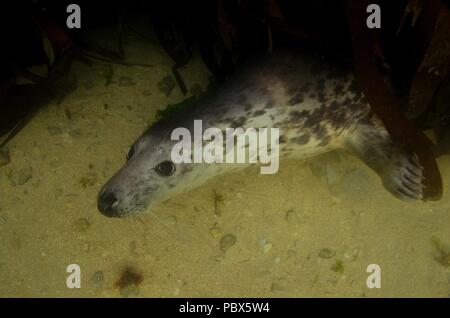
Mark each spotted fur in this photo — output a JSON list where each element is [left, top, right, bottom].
[[98, 49, 425, 217]]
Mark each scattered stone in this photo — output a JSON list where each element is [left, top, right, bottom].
[[8, 167, 33, 186], [0, 148, 10, 167], [158, 74, 176, 97], [220, 234, 236, 252], [318, 248, 335, 259], [91, 271, 104, 288], [209, 226, 222, 239], [72, 218, 90, 232], [118, 76, 135, 87], [263, 242, 273, 254]]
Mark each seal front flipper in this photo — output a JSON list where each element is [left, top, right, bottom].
[[345, 120, 425, 201]]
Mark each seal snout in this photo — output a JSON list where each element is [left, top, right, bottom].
[[97, 189, 120, 218]]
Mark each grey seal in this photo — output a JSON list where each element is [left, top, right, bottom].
[[98, 48, 425, 217]]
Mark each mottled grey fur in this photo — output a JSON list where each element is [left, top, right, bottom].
[[98, 49, 424, 217]]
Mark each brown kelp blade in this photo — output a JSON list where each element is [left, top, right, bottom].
[[345, 0, 443, 201]]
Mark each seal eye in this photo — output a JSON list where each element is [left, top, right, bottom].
[[155, 160, 175, 176], [126, 146, 135, 160]]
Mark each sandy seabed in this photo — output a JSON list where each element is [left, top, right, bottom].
[[0, 27, 449, 298]]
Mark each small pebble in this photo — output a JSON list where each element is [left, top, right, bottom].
[[91, 271, 104, 288], [318, 248, 335, 259], [263, 242, 273, 254], [209, 226, 222, 239], [220, 234, 236, 252]]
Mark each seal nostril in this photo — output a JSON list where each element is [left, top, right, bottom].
[[104, 192, 119, 206], [98, 190, 120, 217]]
